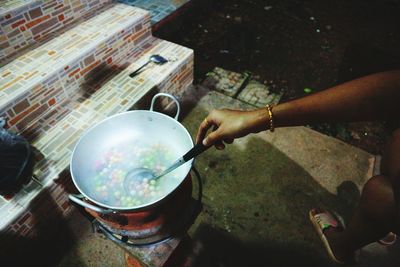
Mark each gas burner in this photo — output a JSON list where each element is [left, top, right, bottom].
[[91, 168, 203, 247], [93, 197, 200, 246]]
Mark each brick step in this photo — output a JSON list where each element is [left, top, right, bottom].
[[0, 0, 113, 64], [0, 4, 152, 136], [0, 37, 193, 231]]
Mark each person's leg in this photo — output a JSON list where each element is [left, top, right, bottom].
[[321, 129, 400, 262], [323, 175, 396, 261], [380, 129, 400, 214]]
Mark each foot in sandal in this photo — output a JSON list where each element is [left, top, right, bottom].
[[309, 208, 356, 264], [378, 232, 397, 246]]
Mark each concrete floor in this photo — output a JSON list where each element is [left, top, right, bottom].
[[51, 87, 400, 267]]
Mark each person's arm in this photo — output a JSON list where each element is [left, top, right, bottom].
[[197, 70, 400, 148], [275, 70, 400, 126]]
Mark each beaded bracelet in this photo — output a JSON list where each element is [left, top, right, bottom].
[[266, 105, 275, 132]]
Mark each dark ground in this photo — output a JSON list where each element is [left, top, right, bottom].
[[155, 0, 400, 155]]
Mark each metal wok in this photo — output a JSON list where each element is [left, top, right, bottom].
[[69, 93, 194, 213]]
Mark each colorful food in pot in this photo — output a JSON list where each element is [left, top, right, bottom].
[[88, 143, 180, 208]]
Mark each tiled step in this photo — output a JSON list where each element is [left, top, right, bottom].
[[0, 37, 193, 231], [0, 0, 113, 64], [0, 4, 152, 135]]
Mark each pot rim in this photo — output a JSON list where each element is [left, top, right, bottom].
[[70, 109, 194, 211]]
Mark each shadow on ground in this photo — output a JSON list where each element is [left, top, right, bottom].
[[189, 224, 328, 267], [183, 105, 363, 266]]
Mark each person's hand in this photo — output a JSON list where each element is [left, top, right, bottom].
[[196, 108, 269, 150]]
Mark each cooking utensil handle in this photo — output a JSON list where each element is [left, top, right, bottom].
[[128, 60, 150, 78], [155, 144, 208, 180], [69, 194, 114, 214], [150, 93, 180, 120], [183, 143, 209, 162]]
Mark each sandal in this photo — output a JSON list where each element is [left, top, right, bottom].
[[309, 209, 352, 265], [378, 232, 397, 246]]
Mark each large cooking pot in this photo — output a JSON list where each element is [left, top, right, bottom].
[[69, 93, 194, 214]]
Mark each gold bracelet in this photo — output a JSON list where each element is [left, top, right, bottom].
[[266, 105, 274, 132]]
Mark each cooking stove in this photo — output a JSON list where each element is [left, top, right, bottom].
[[91, 168, 202, 266], [92, 196, 200, 246]]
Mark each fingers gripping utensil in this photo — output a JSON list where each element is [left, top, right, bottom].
[[129, 54, 168, 78], [124, 143, 208, 191]]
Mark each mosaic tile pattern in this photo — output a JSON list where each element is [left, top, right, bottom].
[[118, 0, 190, 24], [0, 0, 113, 64], [0, 4, 151, 134], [2, 170, 76, 237], [202, 67, 250, 97], [0, 0, 36, 11], [237, 80, 283, 107], [0, 38, 193, 230]]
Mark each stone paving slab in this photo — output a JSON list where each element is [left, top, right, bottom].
[[202, 67, 283, 108], [259, 126, 374, 194], [202, 67, 250, 97], [237, 79, 282, 107], [180, 90, 398, 267]]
